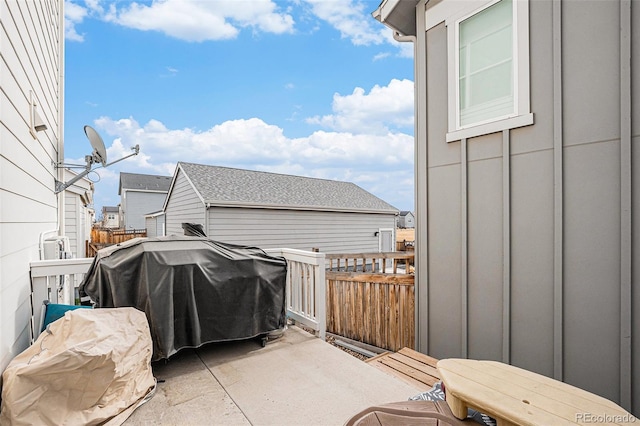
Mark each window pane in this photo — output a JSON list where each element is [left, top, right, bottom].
[[469, 61, 512, 109], [468, 25, 512, 73], [459, 0, 514, 127]]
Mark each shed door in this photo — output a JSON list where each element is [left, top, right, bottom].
[[378, 228, 394, 271]]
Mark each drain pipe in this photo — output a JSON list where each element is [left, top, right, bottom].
[[40, 0, 66, 260], [393, 30, 416, 44], [57, 0, 66, 245], [391, 27, 419, 351]]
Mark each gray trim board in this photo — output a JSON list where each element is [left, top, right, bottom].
[[414, 0, 429, 352], [552, 0, 564, 382], [620, 0, 632, 411], [502, 129, 511, 364], [461, 137, 468, 359]]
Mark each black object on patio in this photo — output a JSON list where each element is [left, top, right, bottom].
[[80, 235, 287, 360]]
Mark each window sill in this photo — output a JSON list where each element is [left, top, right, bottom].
[[446, 113, 534, 143]]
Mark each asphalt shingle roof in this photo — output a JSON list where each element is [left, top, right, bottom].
[[119, 172, 172, 194], [178, 162, 398, 213]]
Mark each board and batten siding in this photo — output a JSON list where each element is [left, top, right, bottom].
[[123, 191, 167, 230], [415, 0, 639, 413], [0, 0, 63, 371], [207, 207, 395, 254], [164, 169, 205, 236]]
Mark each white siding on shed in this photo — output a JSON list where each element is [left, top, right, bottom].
[[0, 0, 63, 371], [207, 207, 396, 254], [164, 169, 205, 236], [145, 213, 165, 237]]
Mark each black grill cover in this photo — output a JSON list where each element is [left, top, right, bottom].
[[80, 236, 287, 360]]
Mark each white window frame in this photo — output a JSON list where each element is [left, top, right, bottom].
[[437, 0, 532, 142]]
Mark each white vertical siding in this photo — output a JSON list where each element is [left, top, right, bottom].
[[64, 194, 78, 255], [145, 216, 157, 237], [164, 169, 205, 236], [144, 214, 165, 237], [63, 192, 91, 257], [0, 0, 63, 371]]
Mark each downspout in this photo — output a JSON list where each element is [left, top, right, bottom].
[[393, 31, 416, 44], [57, 0, 65, 240], [39, 0, 66, 259], [205, 203, 210, 236], [391, 26, 421, 354]]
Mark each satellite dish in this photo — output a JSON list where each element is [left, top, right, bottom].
[[54, 125, 140, 193], [84, 125, 107, 166]]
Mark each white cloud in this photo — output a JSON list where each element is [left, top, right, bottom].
[[66, 0, 410, 56], [101, 0, 294, 42], [306, 79, 414, 134], [302, 0, 388, 46], [65, 0, 87, 41], [74, 80, 415, 211]]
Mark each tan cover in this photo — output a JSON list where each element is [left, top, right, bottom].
[[0, 307, 156, 425]]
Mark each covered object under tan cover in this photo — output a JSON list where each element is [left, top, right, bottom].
[[0, 308, 156, 425]]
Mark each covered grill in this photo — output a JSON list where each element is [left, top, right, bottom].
[[80, 236, 287, 360]]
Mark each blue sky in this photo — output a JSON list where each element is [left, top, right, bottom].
[[63, 0, 415, 215]]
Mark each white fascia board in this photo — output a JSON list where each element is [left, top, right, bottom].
[[124, 189, 169, 194], [204, 200, 398, 215]]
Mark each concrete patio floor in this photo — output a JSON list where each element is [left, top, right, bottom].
[[124, 325, 424, 426]]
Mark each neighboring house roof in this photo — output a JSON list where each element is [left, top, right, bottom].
[[102, 206, 119, 213], [169, 162, 398, 214], [119, 172, 172, 195], [399, 211, 413, 217]]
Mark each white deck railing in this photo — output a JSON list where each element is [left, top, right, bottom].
[[265, 248, 326, 340], [29, 248, 326, 344]]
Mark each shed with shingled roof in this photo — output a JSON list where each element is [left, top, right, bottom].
[[163, 162, 399, 253]]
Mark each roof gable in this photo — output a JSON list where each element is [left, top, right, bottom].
[[177, 162, 398, 213]]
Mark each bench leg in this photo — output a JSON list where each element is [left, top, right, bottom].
[[445, 395, 468, 419]]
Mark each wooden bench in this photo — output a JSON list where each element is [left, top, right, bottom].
[[437, 358, 635, 426]]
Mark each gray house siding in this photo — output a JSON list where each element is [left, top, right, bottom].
[[123, 191, 167, 230], [207, 207, 395, 253], [398, 212, 415, 228], [410, 0, 638, 413], [164, 169, 205, 236]]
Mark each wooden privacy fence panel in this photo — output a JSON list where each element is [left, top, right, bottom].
[[87, 228, 147, 257], [325, 253, 414, 352]]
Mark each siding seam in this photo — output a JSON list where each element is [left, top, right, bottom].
[[552, 0, 564, 381], [461, 137, 468, 359], [619, 0, 632, 412], [417, 0, 430, 354], [502, 129, 511, 364]]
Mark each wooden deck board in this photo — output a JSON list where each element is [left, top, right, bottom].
[[366, 347, 440, 391]]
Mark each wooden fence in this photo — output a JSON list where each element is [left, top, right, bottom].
[[325, 252, 414, 352], [86, 228, 147, 257]]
